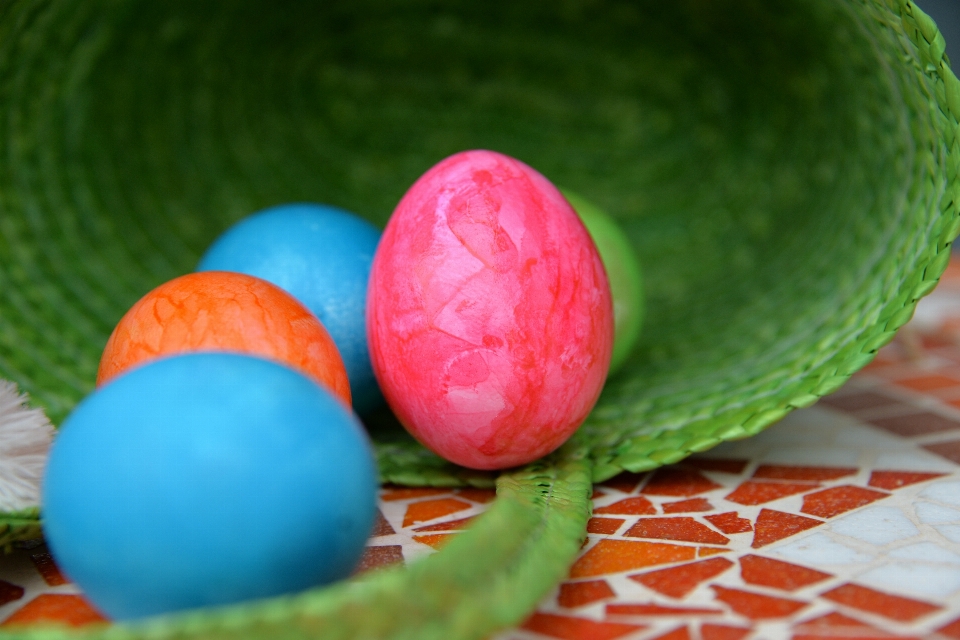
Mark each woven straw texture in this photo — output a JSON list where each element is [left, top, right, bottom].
[[0, 0, 957, 637]]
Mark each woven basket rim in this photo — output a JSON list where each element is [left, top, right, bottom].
[[0, 0, 956, 637]]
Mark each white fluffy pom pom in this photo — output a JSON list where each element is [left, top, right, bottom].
[[0, 380, 54, 512]]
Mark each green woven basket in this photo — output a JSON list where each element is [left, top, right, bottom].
[[0, 0, 957, 637]]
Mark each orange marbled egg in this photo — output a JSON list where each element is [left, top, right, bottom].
[[97, 271, 351, 405]]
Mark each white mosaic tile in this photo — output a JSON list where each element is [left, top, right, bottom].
[[916, 502, 960, 525], [770, 532, 875, 565], [922, 481, 960, 507], [936, 524, 960, 544], [889, 541, 960, 563], [830, 506, 921, 545], [856, 562, 960, 599]]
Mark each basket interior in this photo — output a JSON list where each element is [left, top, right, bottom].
[[0, 0, 949, 479]]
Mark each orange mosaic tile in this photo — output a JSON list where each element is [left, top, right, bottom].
[[522, 612, 645, 640], [942, 318, 960, 335], [753, 465, 856, 482], [600, 472, 647, 494], [413, 516, 475, 532], [557, 580, 616, 608], [751, 509, 822, 548], [704, 512, 753, 534], [697, 548, 731, 558], [371, 509, 395, 536], [380, 486, 451, 501], [0, 595, 106, 628], [867, 411, 960, 437], [925, 439, 960, 465], [725, 481, 817, 506], [867, 470, 947, 490], [938, 616, 960, 639], [355, 545, 404, 574], [455, 488, 496, 503], [412, 534, 455, 550], [629, 557, 734, 599], [649, 626, 690, 640], [402, 497, 472, 527], [0, 581, 23, 607], [893, 373, 960, 392], [569, 540, 697, 579], [710, 585, 808, 619], [683, 458, 748, 474], [820, 583, 941, 623], [790, 626, 923, 639], [625, 518, 729, 545], [799, 485, 889, 519], [791, 611, 900, 640], [922, 332, 960, 349], [587, 518, 625, 535], [662, 498, 713, 513], [29, 553, 68, 587], [592, 488, 606, 499], [594, 497, 656, 515], [641, 469, 722, 497], [738, 555, 832, 591], [605, 603, 723, 616], [700, 624, 751, 640]]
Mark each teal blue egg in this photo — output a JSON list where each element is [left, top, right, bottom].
[[198, 203, 383, 414], [42, 353, 377, 620]]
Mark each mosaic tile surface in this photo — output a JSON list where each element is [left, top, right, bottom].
[[4, 263, 960, 636]]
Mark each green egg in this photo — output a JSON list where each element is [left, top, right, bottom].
[[562, 190, 644, 375]]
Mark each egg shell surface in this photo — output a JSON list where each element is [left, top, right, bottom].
[[97, 271, 351, 405], [197, 204, 383, 414], [561, 190, 644, 375], [43, 353, 378, 620], [367, 149, 613, 470]]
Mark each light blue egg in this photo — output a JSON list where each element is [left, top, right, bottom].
[[42, 353, 378, 621], [198, 203, 383, 413]]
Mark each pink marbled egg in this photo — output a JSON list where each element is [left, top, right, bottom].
[[367, 150, 614, 470]]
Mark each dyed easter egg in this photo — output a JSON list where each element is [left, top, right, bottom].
[[367, 150, 614, 470], [197, 203, 383, 414], [43, 353, 377, 620], [561, 190, 644, 375], [97, 271, 351, 405]]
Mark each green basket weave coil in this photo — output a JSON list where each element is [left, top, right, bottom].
[[0, 0, 957, 637]]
